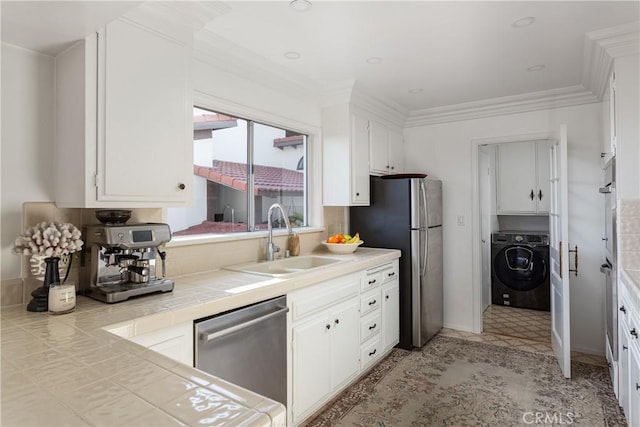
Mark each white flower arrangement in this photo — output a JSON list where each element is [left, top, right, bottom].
[[12, 221, 84, 258]]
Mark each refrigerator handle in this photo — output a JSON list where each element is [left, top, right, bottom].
[[420, 182, 428, 276]]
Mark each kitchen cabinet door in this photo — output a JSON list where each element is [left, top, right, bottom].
[[55, 18, 192, 207], [97, 19, 192, 204], [321, 106, 370, 206], [292, 314, 332, 420], [370, 120, 403, 175], [369, 120, 389, 174], [619, 321, 630, 416], [129, 321, 193, 366], [382, 279, 400, 351], [535, 141, 551, 213], [330, 298, 360, 390]]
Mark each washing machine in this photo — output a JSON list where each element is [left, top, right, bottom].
[[491, 231, 550, 311]]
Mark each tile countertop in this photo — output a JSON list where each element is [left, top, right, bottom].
[[0, 247, 400, 427]]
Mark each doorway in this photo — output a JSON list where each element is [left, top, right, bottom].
[[474, 136, 552, 345]]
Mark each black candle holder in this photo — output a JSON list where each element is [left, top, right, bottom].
[[26, 257, 60, 312]]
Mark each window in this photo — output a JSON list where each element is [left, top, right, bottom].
[[167, 107, 307, 237]]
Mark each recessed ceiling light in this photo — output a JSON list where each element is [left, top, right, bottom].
[[289, 0, 312, 12], [408, 88, 423, 94], [512, 16, 536, 28], [284, 51, 301, 60], [527, 64, 545, 72], [366, 57, 383, 65]]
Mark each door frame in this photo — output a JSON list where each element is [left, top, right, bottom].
[[470, 131, 554, 333]]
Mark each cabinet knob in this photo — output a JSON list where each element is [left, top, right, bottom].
[[538, 190, 543, 200], [620, 306, 626, 313], [386, 165, 390, 169], [334, 319, 340, 325], [356, 192, 360, 196], [623, 345, 629, 350], [390, 166, 395, 170], [385, 295, 390, 300], [631, 328, 638, 339], [178, 183, 186, 190], [603, 237, 608, 241], [636, 383, 640, 391], [529, 190, 535, 200], [325, 324, 331, 330]]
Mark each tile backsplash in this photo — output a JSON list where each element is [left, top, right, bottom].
[[2, 202, 329, 307], [619, 198, 640, 270]]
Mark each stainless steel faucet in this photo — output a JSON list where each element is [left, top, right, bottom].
[[266, 203, 292, 261]]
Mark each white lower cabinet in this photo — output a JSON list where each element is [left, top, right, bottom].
[[382, 279, 400, 351], [289, 260, 400, 425], [618, 272, 640, 425]]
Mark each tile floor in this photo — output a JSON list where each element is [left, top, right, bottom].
[[439, 304, 606, 367]]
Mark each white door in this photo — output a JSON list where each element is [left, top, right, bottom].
[[479, 147, 492, 310], [549, 125, 571, 378]]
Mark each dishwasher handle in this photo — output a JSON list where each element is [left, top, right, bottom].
[[201, 306, 289, 343]]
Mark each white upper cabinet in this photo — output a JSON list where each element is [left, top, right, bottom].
[[55, 18, 192, 208], [370, 120, 404, 175], [322, 105, 370, 206], [496, 140, 550, 215]]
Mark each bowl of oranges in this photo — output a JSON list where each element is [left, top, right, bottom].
[[322, 233, 364, 254]]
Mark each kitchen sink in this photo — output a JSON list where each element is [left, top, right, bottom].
[[224, 255, 344, 278]]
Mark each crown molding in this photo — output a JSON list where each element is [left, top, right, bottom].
[[405, 86, 598, 128], [582, 21, 640, 99], [123, 1, 230, 42]]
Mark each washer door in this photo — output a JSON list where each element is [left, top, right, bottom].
[[494, 246, 547, 292]]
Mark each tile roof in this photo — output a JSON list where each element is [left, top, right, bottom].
[[194, 160, 303, 195]]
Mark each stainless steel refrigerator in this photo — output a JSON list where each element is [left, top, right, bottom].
[[350, 175, 443, 349]]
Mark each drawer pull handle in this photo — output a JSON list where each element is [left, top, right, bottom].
[[631, 328, 638, 339], [620, 306, 626, 313], [369, 323, 377, 330], [368, 279, 377, 285], [369, 300, 377, 306], [388, 272, 396, 278], [369, 349, 377, 356], [623, 345, 628, 350], [636, 383, 640, 391]]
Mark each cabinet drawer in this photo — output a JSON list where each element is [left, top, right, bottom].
[[360, 288, 381, 316], [360, 311, 381, 343], [290, 276, 360, 321], [360, 336, 382, 369], [361, 271, 382, 292]]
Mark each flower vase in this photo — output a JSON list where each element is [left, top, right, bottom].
[[26, 257, 60, 312]]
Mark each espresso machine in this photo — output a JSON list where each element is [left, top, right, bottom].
[[81, 222, 174, 303]]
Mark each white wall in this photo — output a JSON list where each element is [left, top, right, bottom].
[[405, 103, 606, 354], [1, 44, 55, 281]]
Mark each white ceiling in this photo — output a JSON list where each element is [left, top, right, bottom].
[[2, 1, 639, 113]]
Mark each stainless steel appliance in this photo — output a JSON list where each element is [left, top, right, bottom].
[[81, 223, 174, 303], [350, 175, 443, 349], [491, 232, 550, 311], [600, 157, 617, 363], [194, 296, 288, 405]]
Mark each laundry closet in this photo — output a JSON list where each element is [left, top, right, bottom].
[[479, 141, 552, 344]]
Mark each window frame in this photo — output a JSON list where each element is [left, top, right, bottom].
[[166, 103, 313, 243]]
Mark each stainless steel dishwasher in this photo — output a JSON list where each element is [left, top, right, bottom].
[[194, 295, 288, 405]]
